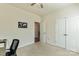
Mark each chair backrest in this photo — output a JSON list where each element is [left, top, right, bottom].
[[10, 39, 19, 53]]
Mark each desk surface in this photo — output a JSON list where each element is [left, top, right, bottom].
[[0, 40, 6, 43]]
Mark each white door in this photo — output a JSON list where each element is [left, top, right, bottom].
[[56, 18, 66, 48], [66, 16, 79, 52]]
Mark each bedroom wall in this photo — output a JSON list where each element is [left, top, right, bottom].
[[0, 4, 41, 48]]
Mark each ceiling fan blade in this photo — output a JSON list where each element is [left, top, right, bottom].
[[40, 3, 43, 8], [31, 3, 36, 6]]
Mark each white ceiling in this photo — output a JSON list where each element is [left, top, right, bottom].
[[9, 3, 73, 16]]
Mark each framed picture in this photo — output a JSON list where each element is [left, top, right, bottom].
[[18, 22, 27, 28]]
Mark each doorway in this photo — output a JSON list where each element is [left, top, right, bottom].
[[35, 22, 40, 42]]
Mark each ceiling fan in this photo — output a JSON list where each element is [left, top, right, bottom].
[[31, 3, 43, 8]]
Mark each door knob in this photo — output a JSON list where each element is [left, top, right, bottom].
[[64, 34, 67, 36]]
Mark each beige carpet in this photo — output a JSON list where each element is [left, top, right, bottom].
[[0, 42, 79, 56], [17, 42, 79, 56]]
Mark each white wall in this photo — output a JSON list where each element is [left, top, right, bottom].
[[42, 4, 79, 46], [40, 16, 56, 45], [0, 4, 41, 48]]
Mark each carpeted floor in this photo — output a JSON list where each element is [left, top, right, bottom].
[[17, 42, 79, 56], [0, 42, 79, 56]]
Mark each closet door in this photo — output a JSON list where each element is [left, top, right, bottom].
[[56, 18, 66, 48], [66, 16, 79, 52]]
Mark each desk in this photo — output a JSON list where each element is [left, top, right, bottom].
[[0, 39, 7, 55]]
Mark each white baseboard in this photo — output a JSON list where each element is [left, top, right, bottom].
[[19, 41, 34, 48], [47, 41, 56, 46]]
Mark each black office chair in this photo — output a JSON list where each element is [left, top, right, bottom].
[[6, 39, 19, 56]]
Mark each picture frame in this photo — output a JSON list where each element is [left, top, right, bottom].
[[18, 22, 27, 28]]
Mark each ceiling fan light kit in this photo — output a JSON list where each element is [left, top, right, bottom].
[[31, 3, 43, 8]]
